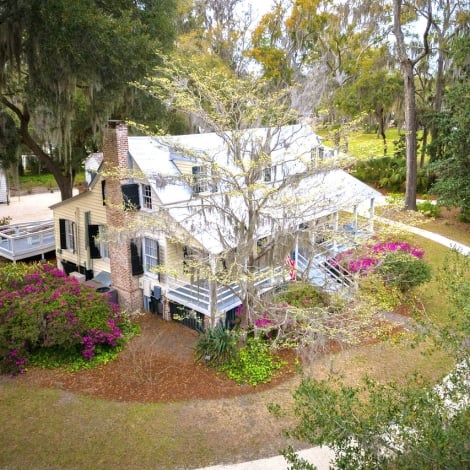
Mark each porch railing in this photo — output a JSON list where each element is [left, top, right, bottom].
[[165, 265, 288, 316], [0, 220, 55, 262]]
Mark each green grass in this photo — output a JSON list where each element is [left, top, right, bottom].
[[19, 173, 58, 188], [1, 155, 468, 468], [17, 172, 86, 191], [0, 232, 464, 469], [418, 218, 470, 247], [0, 385, 213, 470], [317, 128, 403, 160]]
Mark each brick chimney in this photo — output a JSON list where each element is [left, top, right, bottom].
[[103, 121, 142, 313]]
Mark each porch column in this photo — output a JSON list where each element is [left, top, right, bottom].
[[353, 205, 358, 232], [334, 211, 339, 231], [209, 254, 218, 329]]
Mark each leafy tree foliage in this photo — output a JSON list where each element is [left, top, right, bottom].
[[0, 0, 177, 199], [332, 47, 403, 154], [431, 34, 470, 220]]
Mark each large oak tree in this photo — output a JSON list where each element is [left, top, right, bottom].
[[0, 0, 177, 200]]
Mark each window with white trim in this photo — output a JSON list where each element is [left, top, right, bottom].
[[99, 226, 109, 259], [141, 184, 153, 209], [192, 165, 208, 194], [263, 165, 277, 182], [143, 237, 159, 274], [65, 220, 76, 251]]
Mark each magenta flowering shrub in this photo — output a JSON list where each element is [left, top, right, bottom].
[[332, 240, 426, 275], [0, 263, 128, 375], [254, 312, 273, 328]]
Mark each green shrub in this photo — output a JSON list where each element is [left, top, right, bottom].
[[352, 155, 431, 193], [220, 338, 286, 386], [417, 200, 441, 218], [377, 252, 432, 292], [276, 282, 328, 307], [195, 324, 237, 367]]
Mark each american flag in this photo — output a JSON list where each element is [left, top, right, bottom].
[[285, 254, 296, 281]]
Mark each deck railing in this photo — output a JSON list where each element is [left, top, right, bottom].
[[165, 265, 288, 315], [0, 219, 55, 262]]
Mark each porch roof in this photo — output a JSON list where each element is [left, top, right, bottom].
[[164, 170, 382, 255]]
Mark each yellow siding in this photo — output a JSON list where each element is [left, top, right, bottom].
[[173, 160, 194, 177], [53, 178, 109, 273]]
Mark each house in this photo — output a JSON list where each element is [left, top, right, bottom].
[[51, 121, 382, 331]]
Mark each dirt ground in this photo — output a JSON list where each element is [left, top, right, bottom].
[[15, 313, 299, 403]]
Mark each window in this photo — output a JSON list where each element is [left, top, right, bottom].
[[141, 184, 153, 209], [99, 226, 109, 259], [311, 146, 325, 167], [88, 225, 108, 260], [65, 221, 75, 251], [59, 219, 76, 252], [263, 165, 276, 182], [143, 237, 159, 274], [192, 165, 209, 194]]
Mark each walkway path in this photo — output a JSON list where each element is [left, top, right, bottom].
[[0, 191, 69, 224], [376, 215, 470, 256]]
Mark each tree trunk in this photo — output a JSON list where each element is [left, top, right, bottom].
[[393, 0, 431, 211], [402, 61, 418, 210], [20, 126, 74, 200], [2, 97, 74, 200], [375, 106, 387, 155], [420, 126, 428, 169], [429, 39, 445, 162]]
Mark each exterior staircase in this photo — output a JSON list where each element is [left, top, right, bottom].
[[296, 242, 356, 294]]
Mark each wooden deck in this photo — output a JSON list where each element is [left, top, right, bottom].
[[0, 219, 55, 262]]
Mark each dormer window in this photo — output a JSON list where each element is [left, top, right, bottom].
[[311, 146, 325, 167], [141, 184, 153, 209], [192, 165, 209, 194], [263, 165, 277, 182]]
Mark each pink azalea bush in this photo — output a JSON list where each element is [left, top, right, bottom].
[[0, 262, 130, 375], [332, 240, 425, 275], [330, 239, 431, 293]]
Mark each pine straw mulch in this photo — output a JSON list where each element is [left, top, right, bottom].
[[13, 313, 299, 403]]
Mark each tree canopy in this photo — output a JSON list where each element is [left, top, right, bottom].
[[0, 0, 178, 199]]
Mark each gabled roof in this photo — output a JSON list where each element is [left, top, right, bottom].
[[53, 124, 382, 254], [125, 124, 381, 254], [128, 124, 331, 205]]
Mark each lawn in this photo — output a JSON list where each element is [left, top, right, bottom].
[[317, 127, 402, 160], [13, 172, 86, 193]]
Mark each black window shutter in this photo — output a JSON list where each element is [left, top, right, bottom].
[[156, 241, 160, 281], [101, 180, 106, 205], [88, 225, 101, 259], [121, 183, 141, 210], [59, 219, 67, 249], [130, 240, 144, 276]]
